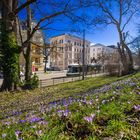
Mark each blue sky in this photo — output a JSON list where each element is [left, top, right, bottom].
[[86, 21, 139, 45], [44, 16, 139, 46], [19, 0, 140, 46]]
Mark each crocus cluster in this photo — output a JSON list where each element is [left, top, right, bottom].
[[84, 113, 96, 123]]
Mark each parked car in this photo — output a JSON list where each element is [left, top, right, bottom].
[[45, 67, 61, 71], [51, 67, 61, 71], [45, 67, 52, 71]]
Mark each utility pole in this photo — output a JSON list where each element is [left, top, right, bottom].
[[82, 29, 85, 80]]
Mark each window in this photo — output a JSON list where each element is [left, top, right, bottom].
[[35, 58, 40, 63], [65, 47, 68, 51], [58, 47, 63, 52], [59, 39, 63, 44], [74, 42, 76, 45], [61, 47, 63, 52], [69, 46, 72, 51]]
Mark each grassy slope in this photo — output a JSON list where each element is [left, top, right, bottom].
[[0, 73, 140, 139], [0, 74, 135, 115]]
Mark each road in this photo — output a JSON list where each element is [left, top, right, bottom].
[[0, 71, 106, 87], [37, 71, 67, 80], [0, 71, 67, 86]]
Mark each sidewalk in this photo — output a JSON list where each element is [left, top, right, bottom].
[[39, 73, 107, 87]]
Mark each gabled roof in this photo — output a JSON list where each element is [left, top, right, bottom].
[[91, 43, 106, 47], [106, 45, 116, 49], [91, 43, 116, 49], [50, 33, 90, 43]]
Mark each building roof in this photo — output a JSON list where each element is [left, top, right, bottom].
[[106, 45, 116, 49], [91, 43, 116, 49], [91, 43, 106, 47], [50, 33, 90, 43]]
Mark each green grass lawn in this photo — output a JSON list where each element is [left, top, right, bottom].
[[0, 73, 140, 139]]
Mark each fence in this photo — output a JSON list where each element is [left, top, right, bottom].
[[39, 73, 105, 88]]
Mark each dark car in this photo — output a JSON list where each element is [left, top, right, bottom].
[[45, 67, 61, 71], [51, 67, 61, 71], [45, 67, 52, 71]]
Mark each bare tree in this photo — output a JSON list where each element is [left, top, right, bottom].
[[17, 0, 90, 86], [130, 36, 140, 68], [0, 0, 38, 91], [90, 0, 140, 75], [0, 0, 90, 91]]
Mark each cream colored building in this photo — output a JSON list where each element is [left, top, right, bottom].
[[89, 43, 119, 68], [50, 34, 90, 70], [90, 43, 116, 60]]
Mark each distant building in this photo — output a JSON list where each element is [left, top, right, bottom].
[[90, 43, 116, 61], [18, 21, 44, 72], [50, 34, 90, 70]]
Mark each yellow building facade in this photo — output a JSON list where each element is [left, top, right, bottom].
[[19, 43, 44, 72]]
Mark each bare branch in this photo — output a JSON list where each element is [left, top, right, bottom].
[[20, 10, 65, 52], [17, 17, 23, 45], [121, 11, 136, 31], [119, 0, 122, 25], [97, 0, 118, 25], [122, 0, 133, 15], [13, 0, 36, 15]]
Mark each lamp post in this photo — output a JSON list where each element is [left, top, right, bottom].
[[82, 29, 85, 80]]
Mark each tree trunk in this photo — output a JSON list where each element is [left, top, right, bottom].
[[117, 26, 133, 75], [25, 44, 31, 82], [24, 1, 32, 83], [125, 44, 133, 73], [0, 0, 20, 91], [138, 49, 140, 69], [117, 42, 128, 75]]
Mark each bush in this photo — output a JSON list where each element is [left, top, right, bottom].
[[22, 73, 39, 90], [105, 64, 119, 76]]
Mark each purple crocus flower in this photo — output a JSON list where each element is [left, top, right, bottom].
[[28, 116, 42, 123], [84, 113, 96, 123], [38, 121, 48, 125], [5, 121, 11, 125], [19, 119, 26, 123], [91, 113, 96, 118], [84, 116, 93, 123], [15, 130, 21, 138], [133, 105, 140, 111], [57, 110, 64, 117], [2, 133, 7, 138], [63, 109, 69, 117], [36, 130, 43, 136]]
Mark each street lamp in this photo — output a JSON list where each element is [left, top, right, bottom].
[[82, 29, 85, 80]]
